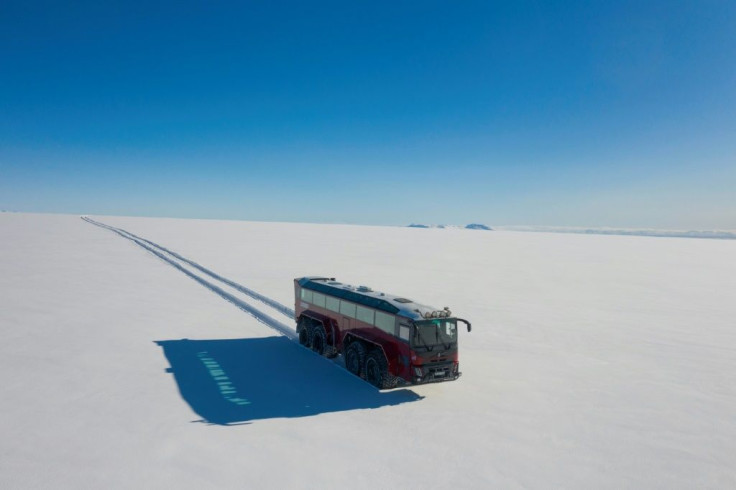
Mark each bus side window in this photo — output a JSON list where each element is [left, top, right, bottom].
[[326, 296, 340, 312], [375, 310, 394, 334], [399, 323, 411, 341], [340, 301, 356, 319], [312, 292, 326, 308], [356, 305, 374, 325]]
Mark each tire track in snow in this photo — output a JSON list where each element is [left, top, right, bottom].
[[83, 217, 295, 319], [82, 216, 297, 341], [132, 233, 296, 318]]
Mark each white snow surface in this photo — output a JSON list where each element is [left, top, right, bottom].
[[2, 213, 735, 489], [494, 225, 736, 240]]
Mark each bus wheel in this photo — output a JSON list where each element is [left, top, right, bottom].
[[345, 341, 366, 378], [324, 342, 338, 359], [365, 350, 394, 389], [311, 325, 326, 355], [298, 319, 311, 348]]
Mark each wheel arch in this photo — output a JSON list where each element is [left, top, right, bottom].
[[342, 333, 392, 370], [297, 310, 338, 348]]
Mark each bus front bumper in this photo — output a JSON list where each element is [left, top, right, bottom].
[[411, 362, 460, 384]]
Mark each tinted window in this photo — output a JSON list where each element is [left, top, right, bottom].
[[301, 289, 313, 302], [312, 292, 326, 308], [356, 305, 374, 325], [326, 296, 340, 312], [399, 323, 411, 341], [340, 301, 356, 318], [375, 311, 395, 334]]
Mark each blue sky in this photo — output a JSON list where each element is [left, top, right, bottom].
[[1, 1, 734, 228]]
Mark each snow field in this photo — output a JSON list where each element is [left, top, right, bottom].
[[1, 212, 735, 488]]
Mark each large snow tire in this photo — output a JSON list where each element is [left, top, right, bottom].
[[298, 318, 312, 348], [311, 324, 327, 356], [324, 342, 338, 359], [345, 341, 367, 378], [365, 350, 396, 390]]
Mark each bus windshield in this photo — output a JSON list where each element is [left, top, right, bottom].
[[412, 319, 458, 351]]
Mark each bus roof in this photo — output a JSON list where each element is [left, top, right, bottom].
[[296, 276, 448, 321]]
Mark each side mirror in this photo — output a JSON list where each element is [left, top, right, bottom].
[[457, 318, 472, 332]]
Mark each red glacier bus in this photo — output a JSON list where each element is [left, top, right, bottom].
[[294, 276, 471, 389]]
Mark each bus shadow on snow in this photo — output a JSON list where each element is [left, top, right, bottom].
[[155, 336, 423, 425]]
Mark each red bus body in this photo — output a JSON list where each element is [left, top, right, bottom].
[[294, 276, 471, 388]]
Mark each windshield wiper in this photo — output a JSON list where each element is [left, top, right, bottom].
[[414, 329, 434, 352], [434, 328, 453, 351]]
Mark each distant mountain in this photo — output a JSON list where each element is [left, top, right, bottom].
[[407, 224, 456, 229], [407, 223, 493, 230]]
